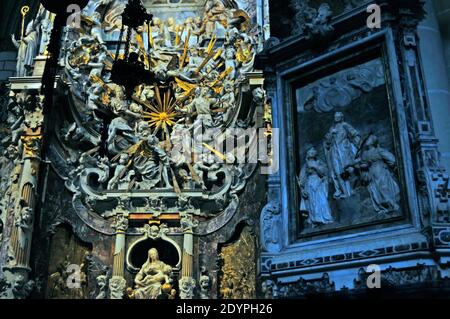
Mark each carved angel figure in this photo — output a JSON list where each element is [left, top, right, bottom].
[[108, 153, 134, 190], [305, 3, 334, 37]]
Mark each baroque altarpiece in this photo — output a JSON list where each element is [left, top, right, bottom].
[[0, 0, 271, 299]]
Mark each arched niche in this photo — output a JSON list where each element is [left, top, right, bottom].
[[126, 237, 181, 273]]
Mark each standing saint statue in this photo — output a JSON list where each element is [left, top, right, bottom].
[[131, 248, 173, 299], [11, 20, 40, 77], [357, 134, 400, 214], [323, 112, 361, 199], [298, 147, 334, 226]]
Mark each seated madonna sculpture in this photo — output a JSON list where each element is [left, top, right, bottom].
[[128, 248, 173, 299]]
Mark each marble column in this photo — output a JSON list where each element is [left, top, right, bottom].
[[109, 212, 128, 299], [2, 97, 44, 299], [179, 214, 197, 299], [418, 0, 450, 170]]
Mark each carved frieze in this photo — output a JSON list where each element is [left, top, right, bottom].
[[263, 273, 335, 299]]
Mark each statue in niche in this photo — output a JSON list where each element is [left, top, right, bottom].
[[298, 147, 334, 226], [354, 134, 400, 214], [15, 207, 33, 231], [39, 15, 52, 55], [324, 112, 361, 199], [131, 248, 173, 299], [11, 21, 40, 77], [3, 98, 24, 145]]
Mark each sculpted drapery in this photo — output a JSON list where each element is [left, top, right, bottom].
[[324, 112, 361, 199], [132, 248, 172, 299], [358, 135, 400, 214], [298, 147, 334, 226]]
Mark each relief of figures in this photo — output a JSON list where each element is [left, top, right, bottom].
[[298, 112, 401, 230]]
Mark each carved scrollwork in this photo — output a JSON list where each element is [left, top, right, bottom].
[[298, 59, 385, 113], [260, 201, 282, 253]]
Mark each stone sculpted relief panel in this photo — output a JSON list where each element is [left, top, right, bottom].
[[294, 58, 403, 237]]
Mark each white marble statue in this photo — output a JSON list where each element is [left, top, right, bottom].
[[132, 248, 172, 299], [11, 21, 40, 77], [357, 135, 400, 214], [298, 147, 334, 226]]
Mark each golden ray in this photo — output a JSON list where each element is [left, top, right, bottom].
[[149, 25, 154, 48], [175, 77, 197, 92], [179, 31, 191, 69], [196, 50, 216, 74], [154, 84, 163, 108], [210, 67, 233, 88], [131, 95, 160, 113], [214, 48, 223, 60], [203, 143, 227, 161], [206, 35, 216, 54]]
